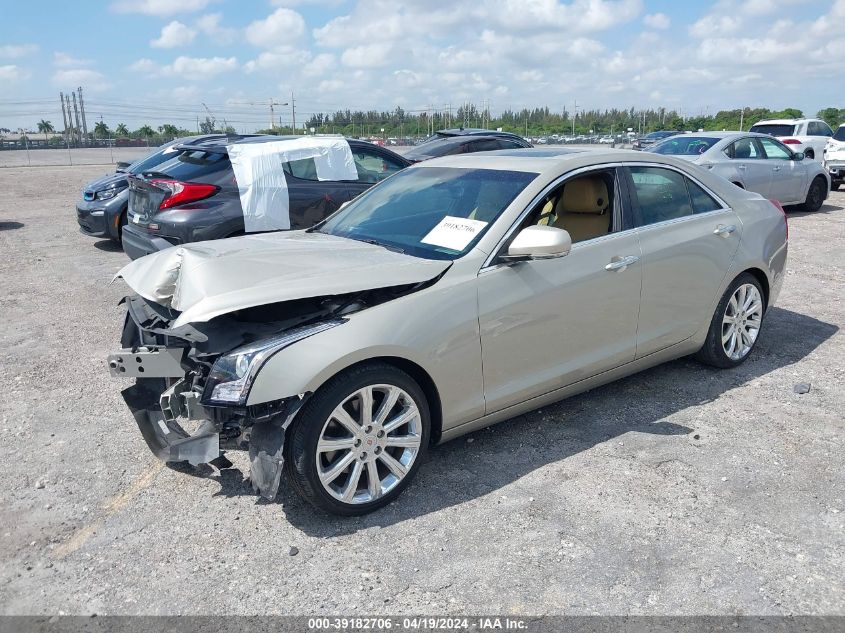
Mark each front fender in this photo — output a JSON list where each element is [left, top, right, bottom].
[[245, 275, 486, 431]]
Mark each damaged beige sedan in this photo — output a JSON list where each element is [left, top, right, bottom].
[[109, 148, 788, 515]]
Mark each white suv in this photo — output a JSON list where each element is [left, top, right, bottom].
[[748, 118, 833, 161], [823, 124, 845, 191]]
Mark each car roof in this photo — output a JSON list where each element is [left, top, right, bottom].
[[174, 135, 403, 156], [751, 118, 817, 125], [413, 147, 693, 174]]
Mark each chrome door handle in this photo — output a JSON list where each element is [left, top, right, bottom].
[[737, 165, 746, 170], [605, 255, 639, 271], [773, 166, 781, 172], [713, 224, 737, 237]]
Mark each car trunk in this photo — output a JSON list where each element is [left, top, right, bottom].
[[127, 177, 169, 224]]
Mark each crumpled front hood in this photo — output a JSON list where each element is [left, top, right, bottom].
[[116, 231, 450, 328]]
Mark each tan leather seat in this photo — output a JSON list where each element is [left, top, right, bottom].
[[551, 176, 610, 242]]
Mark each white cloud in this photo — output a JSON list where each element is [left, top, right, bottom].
[[52, 68, 109, 91], [195, 13, 236, 43], [0, 65, 30, 81], [643, 12, 670, 29], [244, 48, 311, 73], [53, 52, 93, 67], [341, 43, 393, 68], [110, 0, 214, 16], [128, 58, 158, 74], [302, 53, 335, 76], [245, 8, 306, 48], [0, 44, 37, 59], [151, 21, 196, 48], [166, 55, 238, 78]]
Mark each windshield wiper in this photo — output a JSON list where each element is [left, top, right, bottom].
[[352, 236, 405, 254]]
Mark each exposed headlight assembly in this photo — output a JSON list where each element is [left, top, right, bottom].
[[201, 319, 345, 406], [96, 186, 126, 200]]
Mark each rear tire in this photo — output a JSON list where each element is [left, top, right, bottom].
[[800, 176, 826, 212], [284, 362, 430, 515], [832, 181, 841, 192], [695, 273, 766, 368]]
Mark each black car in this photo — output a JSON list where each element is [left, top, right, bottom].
[[632, 131, 683, 150], [121, 136, 411, 260], [403, 128, 532, 162], [76, 134, 248, 242]]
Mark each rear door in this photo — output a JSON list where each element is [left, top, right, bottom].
[[624, 165, 742, 357], [759, 137, 806, 205]]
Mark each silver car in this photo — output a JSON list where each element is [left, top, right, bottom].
[[109, 149, 788, 515], [648, 132, 830, 211]]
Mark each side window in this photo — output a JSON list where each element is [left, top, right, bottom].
[[628, 167, 693, 227], [468, 139, 502, 152], [283, 158, 319, 181], [352, 148, 404, 184], [729, 138, 762, 160], [498, 140, 524, 150], [759, 137, 792, 160], [807, 121, 820, 136], [685, 178, 722, 214], [819, 122, 833, 137], [515, 169, 617, 244]]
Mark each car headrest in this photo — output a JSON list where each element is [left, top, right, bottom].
[[556, 177, 609, 215]]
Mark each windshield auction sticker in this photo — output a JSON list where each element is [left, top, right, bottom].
[[421, 216, 488, 251]]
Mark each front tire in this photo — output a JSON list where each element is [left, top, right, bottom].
[[801, 177, 826, 212], [285, 363, 430, 515], [695, 273, 765, 368]]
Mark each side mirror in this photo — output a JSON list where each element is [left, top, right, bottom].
[[115, 161, 131, 172], [793, 152, 805, 161], [502, 225, 572, 261]]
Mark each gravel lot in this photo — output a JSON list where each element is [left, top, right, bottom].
[[0, 163, 843, 616]]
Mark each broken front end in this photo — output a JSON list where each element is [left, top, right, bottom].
[[108, 294, 347, 500]]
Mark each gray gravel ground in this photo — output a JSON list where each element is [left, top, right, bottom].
[[0, 148, 151, 169], [0, 164, 843, 616]]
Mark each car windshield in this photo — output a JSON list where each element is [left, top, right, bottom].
[[749, 124, 796, 136], [834, 127, 845, 141], [650, 136, 720, 155], [316, 167, 537, 260]]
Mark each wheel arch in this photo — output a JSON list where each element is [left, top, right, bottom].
[[739, 267, 770, 311], [310, 356, 444, 446]]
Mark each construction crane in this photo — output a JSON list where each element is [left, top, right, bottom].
[[201, 102, 217, 131]]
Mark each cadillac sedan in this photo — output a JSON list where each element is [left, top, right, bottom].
[[109, 149, 788, 515], [648, 132, 830, 211]]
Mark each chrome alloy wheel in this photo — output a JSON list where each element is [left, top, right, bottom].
[[316, 384, 422, 504], [722, 283, 763, 361]]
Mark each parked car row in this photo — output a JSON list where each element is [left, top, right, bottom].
[[92, 134, 791, 515], [823, 123, 845, 191]]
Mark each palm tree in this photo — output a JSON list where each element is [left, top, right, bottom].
[[115, 123, 129, 137], [137, 125, 155, 138], [37, 119, 54, 143], [94, 121, 110, 139]]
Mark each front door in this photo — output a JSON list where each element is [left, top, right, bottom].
[[759, 136, 806, 205], [477, 168, 642, 413]]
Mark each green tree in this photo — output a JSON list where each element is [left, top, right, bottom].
[[37, 119, 54, 143], [94, 121, 110, 139], [159, 123, 179, 138], [137, 125, 155, 138], [115, 123, 129, 137], [816, 107, 844, 129]]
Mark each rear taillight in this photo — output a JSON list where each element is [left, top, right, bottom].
[[150, 179, 218, 210], [781, 138, 801, 145], [769, 199, 788, 240]]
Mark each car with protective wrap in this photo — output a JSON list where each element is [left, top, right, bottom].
[[121, 135, 411, 259], [108, 148, 788, 515]]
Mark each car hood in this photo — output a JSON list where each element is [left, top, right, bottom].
[[116, 231, 451, 328], [84, 171, 129, 193]]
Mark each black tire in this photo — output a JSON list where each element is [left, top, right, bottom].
[[116, 211, 128, 242], [832, 181, 841, 192], [695, 273, 766, 368], [284, 362, 430, 515], [800, 176, 826, 212]]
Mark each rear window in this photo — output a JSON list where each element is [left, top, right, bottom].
[[834, 126, 845, 142], [150, 149, 230, 182], [749, 124, 796, 137], [651, 137, 719, 156], [125, 144, 181, 174]]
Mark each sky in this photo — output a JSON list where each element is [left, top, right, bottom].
[[1, 0, 843, 132]]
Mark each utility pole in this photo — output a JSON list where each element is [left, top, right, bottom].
[[71, 91, 82, 145], [291, 92, 296, 134], [268, 98, 288, 131], [78, 87, 88, 146], [572, 99, 578, 137], [59, 92, 69, 141], [65, 94, 73, 144], [739, 107, 745, 131]]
